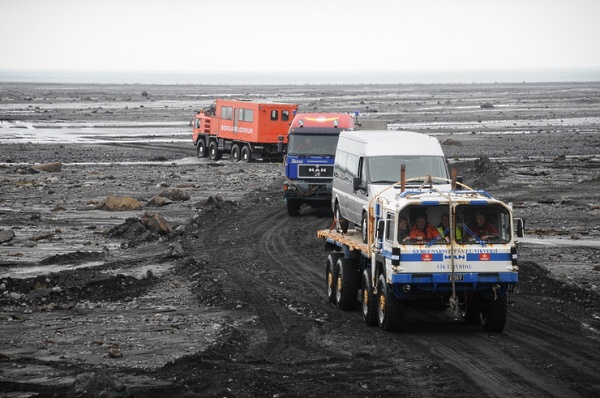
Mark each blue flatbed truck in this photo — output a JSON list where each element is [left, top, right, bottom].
[[283, 113, 355, 216]]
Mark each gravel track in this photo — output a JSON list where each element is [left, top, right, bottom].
[[1, 82, 599, 397]]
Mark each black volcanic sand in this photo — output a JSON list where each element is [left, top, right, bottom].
[[0, 82, 599, 397]]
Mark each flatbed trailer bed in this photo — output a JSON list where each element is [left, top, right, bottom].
[[317, 228, 367, 254]]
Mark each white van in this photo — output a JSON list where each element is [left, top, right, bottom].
[[331, 130, 451, 242]]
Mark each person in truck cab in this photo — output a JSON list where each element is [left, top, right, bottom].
[[398, 215, 410, 242], [437, 212, 462, 242], [468, 210, 498, 241], [408, 215, 440, 242]]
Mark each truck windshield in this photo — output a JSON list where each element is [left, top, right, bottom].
[[287, 134, 339, 156], [397, 204, 511, 245], [367, 156, 449, 184]]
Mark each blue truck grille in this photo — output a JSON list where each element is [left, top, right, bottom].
[[298, 164, 333, 178]]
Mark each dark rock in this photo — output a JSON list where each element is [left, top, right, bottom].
[[96, 196, 143, 211], [140, 211, 172, 235], [33, 162, 63, 172], [168, 241, 185, 258], [442, 138, 463, 146], [159, 187, 190, 202], [0, 230, 15, 244], [196, 195, 239, 211], [15, 166, 39, 174], [70, 372, 131, 398], [108, 218, 150, 239], [146, 195, 173, 207]]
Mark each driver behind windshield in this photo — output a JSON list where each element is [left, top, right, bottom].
[[468, 210, 498, 241]]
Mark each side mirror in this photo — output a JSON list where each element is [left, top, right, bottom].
[[353, 177, 362, 191], [515, 218, 525, 238]]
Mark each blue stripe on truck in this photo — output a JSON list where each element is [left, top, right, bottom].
[[390, 272, 518, 284], [399, 252, 512, 262], [401, 253, 445, 261], [466, 252, 512, 261]]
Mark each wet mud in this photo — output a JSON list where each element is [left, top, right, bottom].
[[1, 82, 599, 397]]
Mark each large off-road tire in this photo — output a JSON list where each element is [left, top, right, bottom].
[[286, 199, 301, 216], [361, 211, 368, 243], [377, 273, 402, 332], [326, 253, 343, 304], [361, 269, 378, 326], [240, 146, 251, 163], [208, 141, 222, 161], [335, 257, 359, 311], [334, 202, 349, 233], [481, 295, 508, 332], [230, 144, 241, 162], [196, 139, 208, 158], [461, 296, 481, 325]]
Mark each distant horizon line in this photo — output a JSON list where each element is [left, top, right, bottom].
[[1, 67, 599, 85]]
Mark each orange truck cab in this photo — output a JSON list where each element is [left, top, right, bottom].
[[192, 99, 298, 162]]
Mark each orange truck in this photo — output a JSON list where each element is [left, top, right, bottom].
[[192, 99, 298, 162]]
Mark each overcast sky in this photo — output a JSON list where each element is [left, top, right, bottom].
[[1, 0, 599, 74]]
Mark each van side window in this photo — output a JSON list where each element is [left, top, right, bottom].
[[335, 150, 348, 176], [270, 110, 278, 121], [347, 153, 359, 178], [282, 110, 290, 121]]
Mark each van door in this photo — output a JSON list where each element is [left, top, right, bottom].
[[351, 156, 369, 223]]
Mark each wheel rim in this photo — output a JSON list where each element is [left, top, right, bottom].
[[480, 309, 488, 325], [335, 205, 342, 232], [197, 142, 206, 157], [378, 292, 386, 323], [362, 215, 367, 242], [327, 270, 334, 297], [241, 147, 250, 162], [336, 275, 342, 303], [362, 288, 369, 316]]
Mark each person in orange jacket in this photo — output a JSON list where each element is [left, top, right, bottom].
[[408, 215, 440, 242], [467, 210, 498, 241]]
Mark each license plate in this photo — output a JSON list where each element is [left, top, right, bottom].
[[448, 274, 464, 281]]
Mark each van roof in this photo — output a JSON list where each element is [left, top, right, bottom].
[[338, 130, 444, 156]]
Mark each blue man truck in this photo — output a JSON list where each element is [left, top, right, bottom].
[[283, 113, 355, 216], [319, 174, 524, 332]]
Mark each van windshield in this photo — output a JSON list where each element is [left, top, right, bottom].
[[288, 134, 340, 156], [367, 156, 449, 184]]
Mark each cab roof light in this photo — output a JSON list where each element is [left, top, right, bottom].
[[469, 200, 489, 205], [298, 120, 304, 127], [333, 119, 339, 127]]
